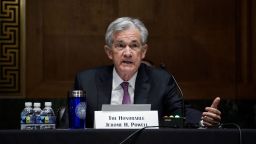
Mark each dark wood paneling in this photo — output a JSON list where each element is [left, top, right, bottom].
[[26, 0, 44, 97], [25, 0, 255, 99], [252, 0, 256, 82]]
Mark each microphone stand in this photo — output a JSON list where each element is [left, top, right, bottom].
[[160, 64, 186, 128]]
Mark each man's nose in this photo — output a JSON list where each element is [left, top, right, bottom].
[[123, 46, 132, 57]]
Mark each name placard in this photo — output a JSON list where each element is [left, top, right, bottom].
[[94, 111, 158, 129]]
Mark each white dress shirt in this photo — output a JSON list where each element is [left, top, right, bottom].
[[110, 68, 137, 105]]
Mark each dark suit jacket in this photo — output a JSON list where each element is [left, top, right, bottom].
[[73, 63, 201, 128]]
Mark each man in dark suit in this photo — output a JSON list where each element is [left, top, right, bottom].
[[74, 17, 221, 128]]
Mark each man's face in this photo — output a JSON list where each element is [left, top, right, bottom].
[[105, 28, 147, 81]]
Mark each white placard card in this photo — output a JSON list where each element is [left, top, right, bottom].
[[94, 111, 159, 129]]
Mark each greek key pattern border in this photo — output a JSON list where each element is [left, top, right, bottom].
[[0, 0, 21, 94]]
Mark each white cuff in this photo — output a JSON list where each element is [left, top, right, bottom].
[[199, 120, 206, 128]]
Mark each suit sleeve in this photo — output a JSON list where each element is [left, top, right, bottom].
[[163, 75, 184, 117], [165, 75, 202, 124]]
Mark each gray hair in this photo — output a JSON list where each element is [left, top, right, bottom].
[[105, 17, 148, 47]]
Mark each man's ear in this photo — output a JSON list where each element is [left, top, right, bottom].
[[142, 44, 148, 59], [104, 45, 113, 60]]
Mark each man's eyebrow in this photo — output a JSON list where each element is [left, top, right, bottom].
[[114, 40, 125, 43], [114, 40, 140, 44]]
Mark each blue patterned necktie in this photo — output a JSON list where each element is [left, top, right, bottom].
[[121, 82, 131, 104]]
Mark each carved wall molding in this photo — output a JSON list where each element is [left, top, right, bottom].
[[0, 0, 25, 98]]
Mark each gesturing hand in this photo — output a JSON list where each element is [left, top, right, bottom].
[[201, 97, 221, 127]]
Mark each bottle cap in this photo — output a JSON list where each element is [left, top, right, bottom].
[[25, 102, 32, 107], [45, 102, 52, 107], [34, 102, 41, 107], [70, 90, 85, 97]]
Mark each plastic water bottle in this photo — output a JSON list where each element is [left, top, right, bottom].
[[20, 102, 34, 129], [40, 102, 56, 129], [33, 102, 42, 124], [41, 102, 55, 123]]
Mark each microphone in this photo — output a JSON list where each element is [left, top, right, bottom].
[[171, 74, 186, 128], [159, 64, 185, 128]]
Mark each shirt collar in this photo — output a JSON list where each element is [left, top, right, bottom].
[[112, 67, 137, 90]]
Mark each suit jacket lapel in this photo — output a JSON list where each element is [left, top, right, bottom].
[[95, 66, 113, 110], [134, 64, 151, 104], [95, 64, 150, 108]]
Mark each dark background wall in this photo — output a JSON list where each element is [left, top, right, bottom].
[[24, 0, 256, 100], [0, 0, 256, 129]]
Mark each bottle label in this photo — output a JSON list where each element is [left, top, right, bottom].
[[35, 115, 43, 124], [21, 115, 35, 124], [40, 116, 56, 124], [45, 116, 49, 123]]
